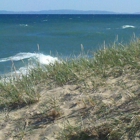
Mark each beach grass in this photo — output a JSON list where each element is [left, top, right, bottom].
[[0, 38, 140, 139]]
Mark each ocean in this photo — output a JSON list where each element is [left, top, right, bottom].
[[0, 14, 140, 76]]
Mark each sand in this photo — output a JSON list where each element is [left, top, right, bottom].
[[0, 71, 140, 140]]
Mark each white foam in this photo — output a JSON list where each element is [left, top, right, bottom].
[[0, 66, 31, 83], [0, 53, 36, 62], [11, 66, 30, 76], [122, 25, 135, 29], [0, 52, 59, 65], [0, 53, 59, 81], [37, 54, 58, 65], [12, 54, 59, 76]]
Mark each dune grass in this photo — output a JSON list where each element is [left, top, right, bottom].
[[0, 38, 140, 139]]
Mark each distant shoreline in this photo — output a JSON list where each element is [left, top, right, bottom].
[[0, 10, 140, 15]]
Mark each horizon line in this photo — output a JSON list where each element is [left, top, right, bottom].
[[0, 9, 139, 14]]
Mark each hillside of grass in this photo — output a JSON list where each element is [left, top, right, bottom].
[[0, 39, 140, 140]]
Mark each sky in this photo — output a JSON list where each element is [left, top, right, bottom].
[[0, 0, 140, 13]]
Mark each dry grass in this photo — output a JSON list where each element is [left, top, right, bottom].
[[0, 39, 140, 139]]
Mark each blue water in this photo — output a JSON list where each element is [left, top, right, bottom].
[[0, 14, 140, 75]]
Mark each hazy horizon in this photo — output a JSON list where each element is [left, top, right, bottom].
[[0, 9, 139, 14], [0, 0, 140, 13]]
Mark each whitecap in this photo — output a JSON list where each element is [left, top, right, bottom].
[[19, 24, 28, 27], [122, 25, 135, 29]]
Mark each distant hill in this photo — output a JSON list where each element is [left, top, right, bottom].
[[134, 12, 140, 14], [0, 10, 139, 15], [0, 10, 117, 14], [32, 10, 117, 14]]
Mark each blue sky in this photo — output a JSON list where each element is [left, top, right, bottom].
[[0, 0, 140, 13]]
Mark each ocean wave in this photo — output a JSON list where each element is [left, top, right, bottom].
[[37, 54, 59, 65], [122, 25, 135, 29], [0, 66, 32, 82], [0, 52, 59, 65], [0, 53, 59, 80], [0, 53, 36, 62], [19, 24, 28, 27], [11, 66, 32, 76], [106, 28, 111, 30], [12, 54, 59, 75], [43, 20, 48, 22]]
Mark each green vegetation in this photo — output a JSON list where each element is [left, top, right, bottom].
[[0, 39, 140, 139]]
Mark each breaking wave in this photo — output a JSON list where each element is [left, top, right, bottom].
[[0, 53, 36, 62], [0, 52, 58, 65], [0, 52, 59, 77]]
